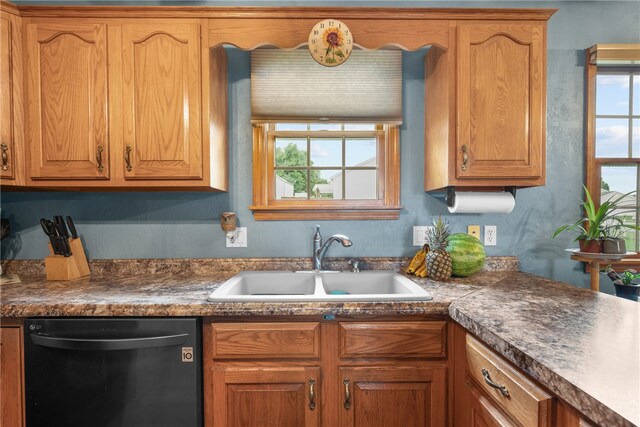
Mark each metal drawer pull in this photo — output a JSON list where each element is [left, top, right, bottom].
[[343, 377, 351, 410], [461, 144, 469, 171], [125, 145, 132, 172], [96, 145, 104, 172], [482, 368, 510, 397], [1, 143, 8, 171], [308, 378, 316, 411]]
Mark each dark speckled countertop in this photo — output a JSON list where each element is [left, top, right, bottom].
[[0, 257, 638, 427]]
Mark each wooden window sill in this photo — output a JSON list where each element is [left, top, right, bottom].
[[249, 205, 403, 220]]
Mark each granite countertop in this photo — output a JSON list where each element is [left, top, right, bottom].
[[0, 257, 638, 427], [449, 273, 639, 427]]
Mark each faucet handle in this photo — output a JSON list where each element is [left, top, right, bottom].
[[348, 259, 360, 273]]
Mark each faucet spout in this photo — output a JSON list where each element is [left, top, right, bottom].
[[312, 225, 352, 270]]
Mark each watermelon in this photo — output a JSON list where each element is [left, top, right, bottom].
[[446, 233, 486, 277]]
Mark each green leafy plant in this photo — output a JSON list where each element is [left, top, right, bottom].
[[553, 186, 638, 241], [604, 266, 640, 286]]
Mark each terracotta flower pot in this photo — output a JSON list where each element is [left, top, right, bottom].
[[578, 239, 602, 253], [602, 238, 626, 254]]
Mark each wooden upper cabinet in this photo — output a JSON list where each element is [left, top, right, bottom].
[[338, 365, 446, 427], [0, 7, 24, 186], [456, 22, 544, 181], [26, 21, 109, 180], [120, 22, 203, 180], [1, 15, 15, 180]]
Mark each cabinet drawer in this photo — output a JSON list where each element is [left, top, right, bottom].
[[211, 322, 320, 359], [466, 335, 553, 427], [339, 321, 446, 358]]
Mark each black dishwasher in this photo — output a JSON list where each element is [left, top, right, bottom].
[[24, 318, 202, 427]]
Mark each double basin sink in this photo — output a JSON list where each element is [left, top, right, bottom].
[[208, 271, 432, 302]]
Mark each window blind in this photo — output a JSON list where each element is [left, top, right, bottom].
[[251, 49, 402, 123], [589, 44, 640, 65]]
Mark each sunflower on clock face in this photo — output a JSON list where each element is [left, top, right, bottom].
[[322, 26, 345, 64]]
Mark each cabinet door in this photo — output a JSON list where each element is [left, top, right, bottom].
[[457, 23, 544, 180], [121, 22, 203, 180], [338, 365, 446, 427], [212, 366, 320, 427], [1, 15, 15, 180], [468, 383, 518, 427], [26, 21, 109, 180], [0, 326, 24, 427]]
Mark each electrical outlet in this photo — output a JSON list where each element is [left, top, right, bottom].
[[413, 226, 433, 246], [467, 225, 480, 239], [484, 226, 497, 246], [226, 227, 247, 248]]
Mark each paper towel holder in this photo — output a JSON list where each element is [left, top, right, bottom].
[[445, 186, 516, 208]]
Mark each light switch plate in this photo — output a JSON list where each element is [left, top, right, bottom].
[[484, 226, 497, 246], [226, 227, 247, 248], [467, 225, 480, 239], [413, 226, 433, 246]]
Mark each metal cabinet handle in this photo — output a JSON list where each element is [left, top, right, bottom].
[[343, 377, 351, 410], [482, 368, 510, 397], [1, 143, 9, 171], [96, 145, 104, 172], [461, 144, 469, 171], [125, 145, 132, 172], [308, 378, 316, 411]]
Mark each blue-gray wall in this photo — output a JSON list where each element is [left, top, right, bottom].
[[2, 1, 639, 295]]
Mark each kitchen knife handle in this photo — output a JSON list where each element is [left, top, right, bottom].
[[96, 145, 104, 172], [125, 145, 133, 172], [66, 216, 78, 239], [1, 143, 9, 171], [54, 216, 68, 238]]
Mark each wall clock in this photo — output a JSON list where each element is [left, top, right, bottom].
[[308, 19, 353, 67]]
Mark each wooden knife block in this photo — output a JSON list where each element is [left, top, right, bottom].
[[45, 238, 90, 281]]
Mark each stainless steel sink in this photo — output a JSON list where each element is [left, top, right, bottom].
[[208, 271, 432, 302]]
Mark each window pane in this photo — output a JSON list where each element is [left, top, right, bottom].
[[345, 169, 378, 200], [275, 139, 307, 167], [344, 123, 376, 131], [634, 118, 640, 157], [311, 170, 340, 199], [275, 123, 308, 131], [275, 170, 307, 199], [310, 138, 342, 167], [601, 164, 637, 203], [309, 123, 342, 131], [596, 74, 630, 115], [596, 118, 629, 158], [346, 138, 377, 166], [634, 75, 640, 115]]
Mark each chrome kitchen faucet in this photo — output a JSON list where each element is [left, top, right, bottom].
[[312, 225, 352, 271]]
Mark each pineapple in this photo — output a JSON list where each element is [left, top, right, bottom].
[[425, 216, 452, 281]]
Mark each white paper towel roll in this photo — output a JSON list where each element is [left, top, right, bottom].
[[447, 191, 516, 214]]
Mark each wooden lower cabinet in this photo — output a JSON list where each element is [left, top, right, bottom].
[[338, 365, 446, 427], [206, 319, 448, 427], [0, 323, 24, 427], [212, 365, 320, 427], [468, 381, 517, 427]]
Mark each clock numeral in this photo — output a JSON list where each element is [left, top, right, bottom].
[[329, 21, 334, 26], [320, 23, 324, 28], [347, 39, 352, 45], [345, 30, 349, 35], [314, 48, 318, 53], [313, 30, 318, 35]]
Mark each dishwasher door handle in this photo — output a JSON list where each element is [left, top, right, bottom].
[[30, 333, 189, 351]]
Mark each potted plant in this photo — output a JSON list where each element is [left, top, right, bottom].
[[553, 186, 637, 253], [604, 266, 640, 301], [601, 218, 629, 254]]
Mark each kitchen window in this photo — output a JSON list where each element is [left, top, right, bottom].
[[249, 49, 402, 220], [251, 122, 400, 220], [585, 44, 640, 267]]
